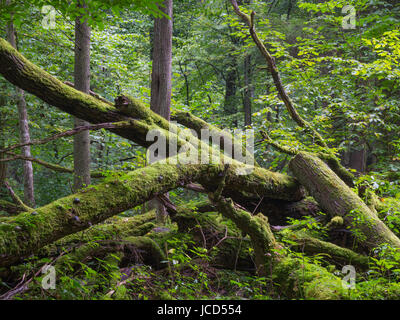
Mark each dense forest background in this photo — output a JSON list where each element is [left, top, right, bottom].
[[0, 0, 400, 300]]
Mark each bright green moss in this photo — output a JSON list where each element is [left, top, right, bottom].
[[272, 257, 346, 299]]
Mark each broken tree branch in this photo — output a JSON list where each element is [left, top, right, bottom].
[[4, 180, 32, 212], [1, 152, 108, 179]]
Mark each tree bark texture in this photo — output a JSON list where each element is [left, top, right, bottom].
[[6, 12, 35, 207], [150, 0, 173, 121], [73, 1, 92, 191]]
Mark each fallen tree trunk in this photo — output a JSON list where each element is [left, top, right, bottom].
[[0, 158, 198, 267], [0, 155, 302, 267], [0, 37, 304, 201], [0, 38, 145, 145], [281, 229, 369, 269], [172, 197, 321, 226], [55, 236, 166, 271], [41, 210, 157, 256], [289, 152, 400, 250], [171, 110, 258, 166]]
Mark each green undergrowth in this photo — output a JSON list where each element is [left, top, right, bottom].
[[0, 228, 272, 300], [2, 207, 400, 300]]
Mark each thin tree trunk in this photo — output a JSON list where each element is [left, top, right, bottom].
[[73, 1, 91, 191], [242, 0, 254, 128], [243, 54, 252, 127], [6, 10, 35, 207], [179, 61, 190, 107], [224, 61, 238, 118], [0, 90, 7, 188], [16, 89, 35, 206], [286, 0, 293, 20]]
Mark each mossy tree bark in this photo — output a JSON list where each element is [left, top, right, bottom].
[[281, 229, 370, 269], [289, 152, 400, 251], [42, 209, 157, 255], [211, 195, 350, 299], [171, 109, 258, 167], [0, 154, 303, 267], [55, 236, 166, 271]]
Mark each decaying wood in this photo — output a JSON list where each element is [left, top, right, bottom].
[[210, 195, 351, 299], [289, 152, 400, 250]]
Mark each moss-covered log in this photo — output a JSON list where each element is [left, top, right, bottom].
[[55, 236, 165, 271], [212, 196, 349, 299], [42, 210, 157, 256], [0, 154, 303, 267], [289, 152, 400, 250], [213, 197, 280, 275], [271, 256, 347, 299], [0, 38, 151, 145], [281, 229, 370, 269], [172, 197, 320, 226], [173, 207, 255, 271], [171, 110, 258, 166]]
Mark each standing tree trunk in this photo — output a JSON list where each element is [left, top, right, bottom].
[[286, 0, 293, 20], [6, 9, 35, 207], [224, 60, 238, 124], [243, 54, 252, 127], [150, 0, 173, 120], [149, 0, 173, 221], [73, 1, 92, 191], [149, 0, 173, 222], [0, 96, 7, 189], [349, 142, 367, 173]]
